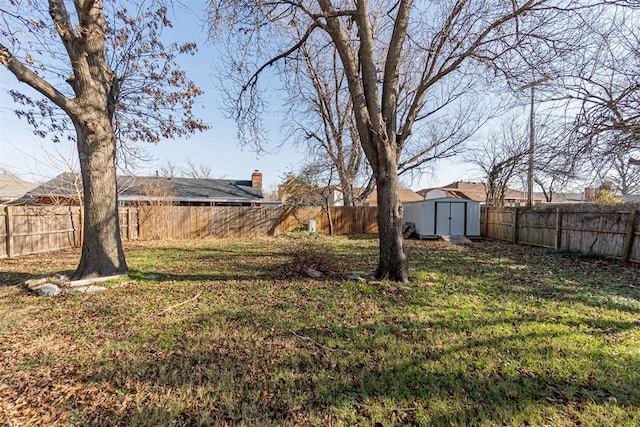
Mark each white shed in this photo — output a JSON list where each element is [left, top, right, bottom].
[[403, 197, 481, 237]]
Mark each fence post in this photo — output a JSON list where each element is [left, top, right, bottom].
[[481, 207, 486, 237], [5, 206, 13, 258], [555, 207, 563, 250], [622, 207, 637, 262], [513, 207, 519, 243]]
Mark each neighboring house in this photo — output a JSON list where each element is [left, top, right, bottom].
[[0, 173, 37, 205], [417, 181, 532, 205], [281, 185, 423, 207], [23, 170, 272, 207], [536, 192, 587, 204], [418, 182, 485, 202], [357, 188, 423, 207], [418, 181, 601, 205]]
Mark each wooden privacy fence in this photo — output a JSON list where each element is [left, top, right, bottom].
[[137, 205, 378, 239], [280, 206, 378, 235], [1, 205, 377, 258], [1, 206, 138, 259], [1, 206, 80, 259], [137, 206, 282, 240], [481, 203, 640, 262]]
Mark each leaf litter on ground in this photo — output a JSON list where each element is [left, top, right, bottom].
[[1, 236, 639, 426]]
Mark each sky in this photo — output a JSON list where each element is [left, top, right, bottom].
[[0, 3, 481, 192]]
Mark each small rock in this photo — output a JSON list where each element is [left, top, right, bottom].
[[35, 283, 64, 297], [69, 285, 108, 295], [347, 273, 360, 281], [24, 277, 49, 290], [53, 280, 66, 286], [305, 268, 323, 278]]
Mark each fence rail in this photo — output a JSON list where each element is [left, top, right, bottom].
[[0, 205, 378, 258], [481, 204, 640, 263]]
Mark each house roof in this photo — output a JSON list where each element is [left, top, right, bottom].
[[418, 181, 486, 202], [363, 188, 423, 204], [26, 173, 264, 202], [536, 192, 586, 203], [418, 181, 546, 203], [0, 174, 38, 201]]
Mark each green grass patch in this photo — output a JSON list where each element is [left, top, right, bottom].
[[1, 237, 638, 425]]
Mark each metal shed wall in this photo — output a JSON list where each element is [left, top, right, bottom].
[[403, 198, 481, 236]]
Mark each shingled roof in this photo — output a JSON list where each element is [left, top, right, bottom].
[[418, 181, 538, 203], [26, 173, 264, 204], [361, 188, 423, 205], [0, 173, 37, 203]]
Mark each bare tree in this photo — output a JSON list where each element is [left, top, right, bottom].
[[210, 0, 576, 281], [183, 158, 213, 179], [564, 4, 640, 166], [602, 152, 640, 196], [467, 118, 529, 206], [280, 162, 336, 234], [283, 41, 372, 207], [284, 37, 485, 207], [157, 159, 180, 178], [1, 1, 207, 279], [531, 119, 585, 202], [137, 178, 177, 240]]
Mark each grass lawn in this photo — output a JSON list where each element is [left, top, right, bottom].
[[1, 236, 639, 426]]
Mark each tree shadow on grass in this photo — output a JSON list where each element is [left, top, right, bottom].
[[128, 241, 377, 283], [412, 240, 640, 315], [0, 271, 36, 287], [72, 307, 640, 426]]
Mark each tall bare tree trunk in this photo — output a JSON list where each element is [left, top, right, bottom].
[[373, 144, 408, 282], [71, 111, 127, 279]]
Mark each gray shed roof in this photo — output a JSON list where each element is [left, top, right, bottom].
[[0, 173, 38, 201], [26, 173, 263, 202]]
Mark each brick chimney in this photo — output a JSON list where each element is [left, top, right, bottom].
[[251, 170, 263, 189]]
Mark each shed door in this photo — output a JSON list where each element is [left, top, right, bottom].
[[435, 202, 467, 235]]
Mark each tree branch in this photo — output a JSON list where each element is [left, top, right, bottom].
[[381, 0, 413, 137], [0, 43, 74, 114], [49, 0, 79, 62], [240, 21, 320, 95]]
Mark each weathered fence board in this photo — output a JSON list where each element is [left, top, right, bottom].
[[482, 203, 640, 263], [280, 206, 378, 235], [0, 205, 378, 258], [0, 206, 135, 258], [135, 206, 377, 239], [0, 206, 79, 258], [137, 206, 284, 240]]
